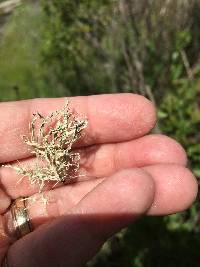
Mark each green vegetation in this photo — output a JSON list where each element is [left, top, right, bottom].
[[0, 3, 63, 100], [0, 0, 200, 266]]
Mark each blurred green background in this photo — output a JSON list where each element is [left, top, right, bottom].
[[0, 0, 200, 266]]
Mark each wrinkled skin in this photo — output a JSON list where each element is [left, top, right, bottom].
[[0, 94, 197, 267]]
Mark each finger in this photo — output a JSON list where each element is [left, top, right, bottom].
[[1, 164, 197, 266], [0, 209, 14, 264], [5, 169, 155, 267], [0, 93, 156, 163], [28, 164, 197, 226], [143, 164, 198, 215], [4, 163, 197, 236], [0, 216, 10, 264], [1, 134, 187, 198], [0, 189, 11, 214]]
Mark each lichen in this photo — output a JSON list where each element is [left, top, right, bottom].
[[9, 100, 88, 195]]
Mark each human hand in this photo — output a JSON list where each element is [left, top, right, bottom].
[[0, 94, 197, 267]]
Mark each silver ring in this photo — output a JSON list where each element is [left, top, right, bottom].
[[11, 197, 33, 239], [1, 197, 33, 267]]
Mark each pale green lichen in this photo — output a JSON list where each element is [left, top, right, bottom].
[[10, 100, 88, 194]]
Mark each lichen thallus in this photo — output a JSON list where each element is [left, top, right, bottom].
[[3, 100, 88, 205]]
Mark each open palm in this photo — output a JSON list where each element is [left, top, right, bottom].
[[0, 94, 197, 267]]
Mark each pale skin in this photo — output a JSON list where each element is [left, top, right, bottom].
[[0, 93, 197, 267]]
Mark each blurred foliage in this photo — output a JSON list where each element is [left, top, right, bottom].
[[159, 80, 200, 178], [0, 0, 200, 266], [41, 0, 118, 95], [41, 0, 200, 98], [0, 3, 64, 100]]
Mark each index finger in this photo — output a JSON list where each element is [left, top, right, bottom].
[[0, 93, 156, 163]]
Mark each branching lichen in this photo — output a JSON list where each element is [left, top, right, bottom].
[[10, 100, 88, 194]]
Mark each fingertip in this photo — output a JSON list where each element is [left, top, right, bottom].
[[78, 168, 156, 217], [156, 134, 188, 165], [179, 167, 198, 209], [117, 168, 155, 214], [88, 93, 157, 142], [139, 134, 188, 166], [144, 164, 198, 215], [129, 94, 157, 136]]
